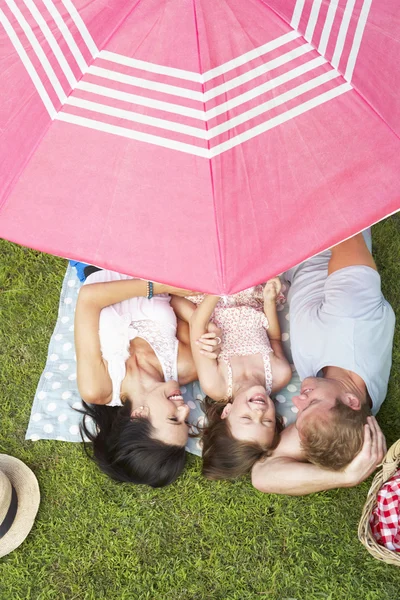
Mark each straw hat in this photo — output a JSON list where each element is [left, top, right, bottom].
[[0, 455, 40, 558]]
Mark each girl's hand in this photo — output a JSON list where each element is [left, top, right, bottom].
[[196, 323, 223, 360], [263, 277, 282, 304]]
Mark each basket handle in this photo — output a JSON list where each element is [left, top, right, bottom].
[[381, 439, 400, 482]]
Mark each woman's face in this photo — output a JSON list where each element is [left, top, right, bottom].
[[221, 386, 276, 447], [131, 380, 190, 446]]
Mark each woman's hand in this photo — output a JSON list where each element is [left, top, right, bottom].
[[263, 277, 282, 304], [196, 322, 222, 360], [153, 282, 203, 297]]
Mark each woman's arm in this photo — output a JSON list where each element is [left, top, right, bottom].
[[75, 290, 113, 404], [75, 279, 200, 404], [189, 296, 226, 400], [80, 279, 199, 311]]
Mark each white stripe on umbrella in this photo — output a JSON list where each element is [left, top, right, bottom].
[[76, 55, 327, 122], [209, 83, 352, 156], [57, 82, 351, 158], [331, 0, 357, 69], [202, 30, 302, 82], [41, 0, 88, 71], [90, 42, 314, 104], [100, 50, 205, 83], [207, 70, 341, 138], [0, 8, 56, 117], [22, 0, 77, 87], [291, 0, 306, 30], [6, 0, 67, 102], [87, 65, 204, 101], [318, 0, 339, 55], [206, 56, 327, 118], [345, 0, 373, 82], [75, 81, 207, 120], [62, 0, 98, 56], [67, 67, 340, 141], [304, 0, 323, 43], [203, 43, 314, 101], [66, 68, 341, 139], [56, 111, 211, 157], [64, 96, 208, 139], [100, 31, 303, 84]]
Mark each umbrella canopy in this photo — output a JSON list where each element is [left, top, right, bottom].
[[1, 0, 399, 294]]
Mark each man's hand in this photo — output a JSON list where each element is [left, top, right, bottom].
[[195, 322, 222, 360], [263, 277, 282, 304], [343, 416, 387, 487]]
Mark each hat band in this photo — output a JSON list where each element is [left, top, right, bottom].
[[0, 485, 18, 539]]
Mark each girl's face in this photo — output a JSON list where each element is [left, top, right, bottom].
[[131, 380, 190, 446], [221, 386, 276, 447]]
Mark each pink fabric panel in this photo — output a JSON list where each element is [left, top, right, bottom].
[[264, 0, 400, 135], [211, 89, 400, 292], [0, 119, 223, 293], [0, 7, 53, 207], [351, 0, 400, 137], [101, 0, 201, 72]]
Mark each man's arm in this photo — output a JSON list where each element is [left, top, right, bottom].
[[251, 417, 386, 495], [328, 233, 377, 275]]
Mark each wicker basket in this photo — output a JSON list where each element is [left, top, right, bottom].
[[358, 439, 400, 566]]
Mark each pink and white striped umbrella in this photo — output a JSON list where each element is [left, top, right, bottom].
[[1, 0, 399, 293]]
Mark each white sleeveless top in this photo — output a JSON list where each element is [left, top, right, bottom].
[[83, 270, 179, 406]]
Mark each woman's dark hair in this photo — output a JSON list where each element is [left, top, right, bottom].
[[201, 397, 283, 480], [79, 399, 186, 488]]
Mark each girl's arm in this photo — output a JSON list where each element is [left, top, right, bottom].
[[170, 296, 196, 323], [263, 278, 292, 390], [189, 296, 226, 400], [263, 278, 285, 358]]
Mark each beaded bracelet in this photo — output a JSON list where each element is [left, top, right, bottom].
[[146, 281, 154, 299]]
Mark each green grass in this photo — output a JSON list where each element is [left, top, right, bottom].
[[0, 215, 399, 600]]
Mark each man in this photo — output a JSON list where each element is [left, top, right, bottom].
[[252, 230, 395, 495]]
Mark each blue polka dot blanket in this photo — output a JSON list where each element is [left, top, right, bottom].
[[26, 265, 300, 456]]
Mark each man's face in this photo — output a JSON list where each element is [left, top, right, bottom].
[[291, 377, 342, 433]]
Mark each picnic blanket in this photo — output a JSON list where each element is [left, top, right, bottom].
[[26, 266, 300, 455]]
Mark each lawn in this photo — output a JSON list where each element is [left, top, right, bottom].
[[0, 214, 399, 600]]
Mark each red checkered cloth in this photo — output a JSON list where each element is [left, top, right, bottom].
[[370, 469, 400, 552]]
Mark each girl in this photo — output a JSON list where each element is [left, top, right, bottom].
[[174, 278, 292, 479]]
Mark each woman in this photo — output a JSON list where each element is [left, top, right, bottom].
[[173, 279, 292, 479], [75, 269, 204, 488]]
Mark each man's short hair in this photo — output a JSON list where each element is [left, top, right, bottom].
[[300, 399, 372, 470]]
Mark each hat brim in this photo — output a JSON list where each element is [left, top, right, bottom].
[[0, 455, 40, 558]]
